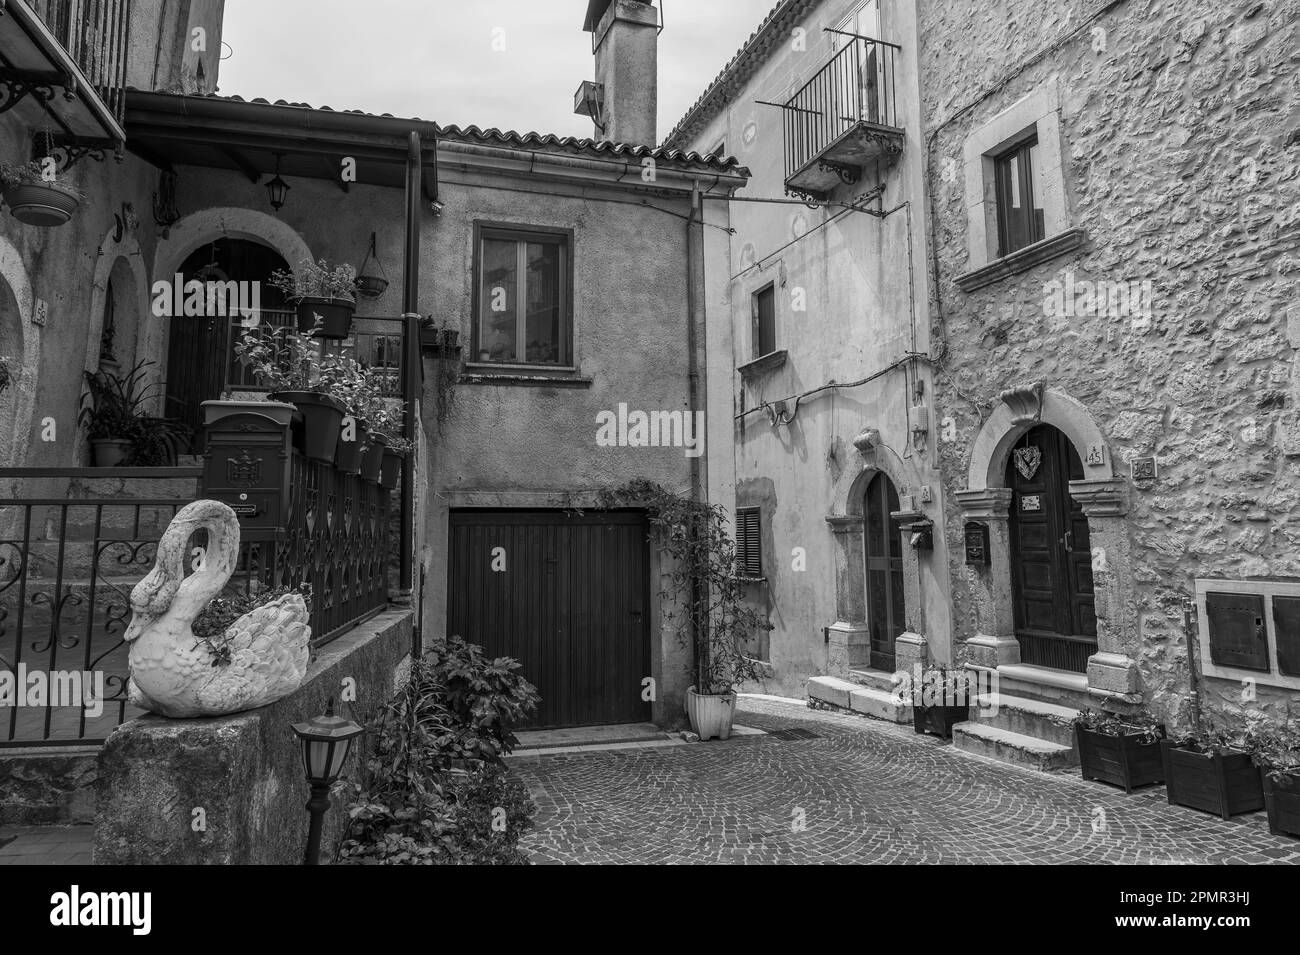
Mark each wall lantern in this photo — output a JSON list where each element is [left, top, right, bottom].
[[266, 152, 290, 211], [291, 698, 363, 865], [907, 519, 934, 551]]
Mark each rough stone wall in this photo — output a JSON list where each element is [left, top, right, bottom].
[[919, 0, 1300, 728]]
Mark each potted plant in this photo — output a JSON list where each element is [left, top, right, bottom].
[[79, 360, 191, 466], [910, 666, 971, 739], [353, 232, 389, 299], [269, 257, 358, 339], [0, 160, 83, 227], [1160, 728, 1265, 820], [234, 324, 346, 462], [580, 480, 769, 741], [1249, 725, 1300, 838], [1074, 708, 1166, 793]]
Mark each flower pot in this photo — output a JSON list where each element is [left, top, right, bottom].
[[1261, 768, 1300, 839], [686, 686, 736, 741], [3, 180, 81, 227], [91, 438, 133, 467], [912, 703, 969, 740], [1160, 739, 1265, 819], [1076, 723, 1166, 793], [335, 416, 369, 474], [360, 431, 387, 483], [354, 274, 388, 298], [268, 390, 346, 462], [200, 399, 297, 428], [379, 447, 406, 490], [295, 296, 355, 339]]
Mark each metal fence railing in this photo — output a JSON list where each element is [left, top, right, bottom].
[[29, 0, 133, 125]]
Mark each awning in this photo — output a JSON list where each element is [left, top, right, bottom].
[[125, 91, 439, 200], [0, 0, 126, 145]]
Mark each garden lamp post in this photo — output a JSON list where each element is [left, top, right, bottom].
[[291, 698, 363, 865]]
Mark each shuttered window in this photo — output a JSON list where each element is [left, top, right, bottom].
[[1272, 596, 1300, 677], [735, 507, 763, 578], [752, 284, 776, 358], [1205, 591, 1269, 672]]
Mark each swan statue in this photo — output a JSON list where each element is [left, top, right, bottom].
[[123, 499, 311, 717]]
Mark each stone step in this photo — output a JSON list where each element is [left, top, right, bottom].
[[807, 676, 911, 723], [977, 693, 1080, 748], [847, 667, 900, 692], [989, 664, 1091, 708], [951, 722, 1078, 770]]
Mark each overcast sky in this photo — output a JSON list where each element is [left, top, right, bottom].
[[218, 0, 775, 143]]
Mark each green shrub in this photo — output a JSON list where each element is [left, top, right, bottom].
[[336, 636, 540, 865]]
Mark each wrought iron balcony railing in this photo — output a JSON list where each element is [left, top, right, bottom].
[[28, 0, 132, 125], [780, 32, 904, 201]]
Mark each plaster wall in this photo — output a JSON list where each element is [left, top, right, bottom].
[[678, 0, 948, 695]]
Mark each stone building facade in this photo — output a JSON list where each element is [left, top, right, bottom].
[[919, 0, 1300, 731]]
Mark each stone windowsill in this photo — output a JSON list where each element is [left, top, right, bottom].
[[460, 363, 593, 388], [956, 228, 1088, 293], [738, 350, 788, 379]]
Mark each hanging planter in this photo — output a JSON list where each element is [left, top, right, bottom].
[[379, 444, 407, 491], [354, 231, 390, 299], [269, 389, 346, 462], [1, 161, 83, 227], [270, 258, 358, 340], [335, 416, 370, 474], [360, 430, 387, 483]]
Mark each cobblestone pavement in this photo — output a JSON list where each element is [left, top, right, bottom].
[[510, 696, 1300, 865], [0, 826, 93, 865]]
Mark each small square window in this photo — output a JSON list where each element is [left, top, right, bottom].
[[752, 284, 776, 359], [474, 225, 570, 365], [994, 136, 1045, 257], [735, 507, 763, 578]]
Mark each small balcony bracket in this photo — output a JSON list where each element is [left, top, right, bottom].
[[0, 69, 74, 115], [30, 131, 121, 172], [817, 159, 860, 186]]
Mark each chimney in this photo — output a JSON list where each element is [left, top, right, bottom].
[[576, 0, 659, 147]]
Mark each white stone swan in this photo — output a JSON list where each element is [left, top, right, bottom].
[[123, 499, 311, 718]]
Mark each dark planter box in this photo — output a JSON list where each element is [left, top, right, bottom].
[[269, 390, 346, 463], [1160, 740, 1265, 820], [1076, 723, 1166, 793], [379, 448, 405, 490], [334, 418, 369, 474], [1262, 769, 1300, 839], [295, 296, 355, 339], [360, 432, 386, 483], [912, 703, 968, 740]]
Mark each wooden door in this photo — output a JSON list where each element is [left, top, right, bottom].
[[1006, 424, 1097, 672], [447, 510, 651, 729], [864, 473, 905, 672]]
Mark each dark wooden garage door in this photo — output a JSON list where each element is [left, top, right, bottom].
[[448, 509, 651, 729]]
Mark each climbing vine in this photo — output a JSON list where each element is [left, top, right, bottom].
[[574, 479, 770, 694]]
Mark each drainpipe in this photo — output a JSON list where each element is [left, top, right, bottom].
[[686, 179, 708, 687], [400, 130, 421, 652]]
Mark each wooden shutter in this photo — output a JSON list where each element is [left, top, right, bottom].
[[1272, 595, 1300, 677], [735, 507, 762, 578], [1205, 592, 1269, 672]]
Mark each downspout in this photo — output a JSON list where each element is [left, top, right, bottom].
[[400, 130, 421, 653], [686, 179, 708, 688]]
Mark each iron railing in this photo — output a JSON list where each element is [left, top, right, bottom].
[[226, 310, 404, 396], [29, 0, 133, 124], [782, 34, 901, 182], [1016, 632, 1096, 674], [0, 461, 390, 747]]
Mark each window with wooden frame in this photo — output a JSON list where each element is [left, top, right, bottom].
[[735, 507, 763, 578], [994, 135, 1046, 257], [752, 283, 776, 359], [473, 223, 572, 366]]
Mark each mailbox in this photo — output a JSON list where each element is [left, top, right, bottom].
[[964, 521, 990, 566], [200, 402, 295, 538], [1204, 591, 1268, 672]]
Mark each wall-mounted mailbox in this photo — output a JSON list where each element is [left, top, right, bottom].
[[1205, 591, 1268, 671], [964, 521, 990, 566], [200, 404, 294, 538]]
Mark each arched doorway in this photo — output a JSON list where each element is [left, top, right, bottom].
[[1005, 423, 1097, 671], [864, 472, 905, 671], [165, 239, 290, 446]]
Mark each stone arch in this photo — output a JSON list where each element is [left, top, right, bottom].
[[153, 207, 312, 285], [965, 386, 1113, 492], [829, 440, 909, 518], [0, 235, 38, 467]]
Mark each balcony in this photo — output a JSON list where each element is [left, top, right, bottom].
[[0, 0, 129, 155], [781, 34, 904, 201]]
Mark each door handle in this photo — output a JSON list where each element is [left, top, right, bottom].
[[1062, 531, 1074, 552]]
